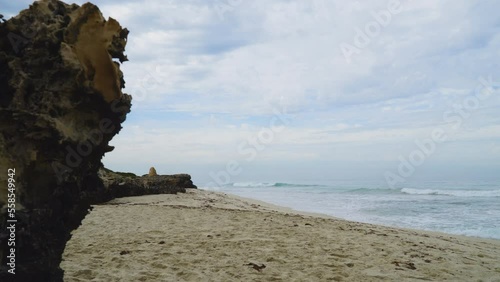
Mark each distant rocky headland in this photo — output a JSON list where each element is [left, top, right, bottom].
[[100, 167, 196, 201], [0, 1, 195, 281]]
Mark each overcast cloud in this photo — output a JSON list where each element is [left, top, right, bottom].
[[3, 0, 500, 185]]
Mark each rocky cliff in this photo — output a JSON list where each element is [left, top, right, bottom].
[[99, 168, 197, 200], [0, 1, 182, 281]]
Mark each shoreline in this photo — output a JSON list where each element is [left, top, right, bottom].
[[207, 189, 500, 243], [62, 189, 500, 281]]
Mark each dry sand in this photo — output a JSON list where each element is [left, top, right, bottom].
[[62, 189, 500, 281]]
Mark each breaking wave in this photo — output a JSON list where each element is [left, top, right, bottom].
[[231, 182, 324, 188], [401, 188, 500, 197]]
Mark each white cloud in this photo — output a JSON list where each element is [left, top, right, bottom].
[[51, 0, 500, 180]]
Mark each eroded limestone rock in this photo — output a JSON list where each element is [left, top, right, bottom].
[[99, 168, 197, 200], [0, 1, 131, 280], [148, 167, 158, 177]]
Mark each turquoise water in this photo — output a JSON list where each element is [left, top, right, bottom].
[[203, 180, 500, 240]]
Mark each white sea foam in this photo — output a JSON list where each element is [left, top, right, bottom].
[[232, 182, 276, 187], [231, 182, 324, 188], [401, 188, 500, 197], [216, 180, 500, 239]]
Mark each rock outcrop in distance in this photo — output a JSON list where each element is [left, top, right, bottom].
[[148, 166, 158, 177], [0, 1, 194, 281], [99, 168, 197, 200]]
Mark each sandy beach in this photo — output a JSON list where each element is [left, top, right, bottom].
[[61, 189, 500, 281]]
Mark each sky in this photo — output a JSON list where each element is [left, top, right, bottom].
[[3, 0, 500, 186]]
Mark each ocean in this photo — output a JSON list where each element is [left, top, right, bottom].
[[203, 180, 500, 240]]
